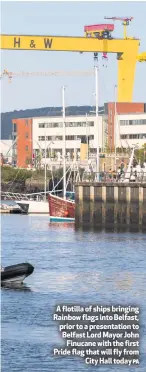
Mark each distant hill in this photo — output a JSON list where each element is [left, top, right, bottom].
[[1, 105, 104, 139]]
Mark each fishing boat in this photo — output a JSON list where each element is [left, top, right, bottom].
[[0, 202, 27, 214], [1, 192, 49, 214], [1, 262, 34, 285], [16, 197, 48, 214], [48, 86, 75, 222], [48, 193, 75, 221]]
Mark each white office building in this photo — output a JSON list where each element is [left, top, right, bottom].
[[32, 115, 106, 161], [116, 113, 146, 148]]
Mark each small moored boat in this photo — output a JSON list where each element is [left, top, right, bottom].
[[1, 263, 34, 285]]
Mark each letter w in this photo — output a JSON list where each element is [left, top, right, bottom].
[[97, 342, 102, 347], [44, 38, 53, 49], [101, 350, 106, 355]]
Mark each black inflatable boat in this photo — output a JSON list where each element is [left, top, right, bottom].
[[1, 263, 34, 285]]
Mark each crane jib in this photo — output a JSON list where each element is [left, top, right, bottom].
[[13, 37, 53, 49], [1, 34, 144, 103]]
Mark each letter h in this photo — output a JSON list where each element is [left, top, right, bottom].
[[14, 37, 20, 48]]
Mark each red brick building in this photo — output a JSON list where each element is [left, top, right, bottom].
[[12, 118, 32, 168]]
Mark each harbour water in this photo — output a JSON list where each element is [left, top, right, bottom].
[[1, 215, 146, 371]]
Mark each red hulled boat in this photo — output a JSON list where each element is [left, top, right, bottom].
[[48, 194, 75, 219], [48, 86, 75, 222]]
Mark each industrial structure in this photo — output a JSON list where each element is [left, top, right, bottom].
[[1, 17, 146, 170], [1, 17, 146, 102]]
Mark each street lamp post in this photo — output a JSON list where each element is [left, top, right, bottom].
[[44, 130, 47, 200], [86, 113, 89, 161], [95, 65, 99, 181], [114, 85, 118, 172], [62, 85, 66, 200], [91, 66, 99, 180]]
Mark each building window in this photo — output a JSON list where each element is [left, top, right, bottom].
[[39, 123, 45, 128], [25, 145, 28, 151], [25, 119, 28, 126], [90, 148, 96, 153], [66, 135, 75, 140], [65, 121, 94, 127], [38, 121, 95, 128], [88, 121, 94, 126], [88, 135, 94, 140], [66, 149, 75, 158], [55, 136, 63, 140], [25, 132, 28, 138], [120, 119, 146, 126], [129, 134, 138, 139], [120, 134, 146, 140], [13, 123, 17, 132], [39, 122, 63, 128], [120, 120, 129, 125]]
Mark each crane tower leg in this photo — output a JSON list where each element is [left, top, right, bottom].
[[123, 24, 127, 39], [118, 41, 139, 102]]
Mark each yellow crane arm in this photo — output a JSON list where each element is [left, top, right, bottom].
[[0, 34, 139, 53], [137, 52, 146, 62], [0, 34, 140, 102]]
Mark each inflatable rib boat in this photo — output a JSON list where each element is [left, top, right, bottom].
[[1, 263, 34, 285]]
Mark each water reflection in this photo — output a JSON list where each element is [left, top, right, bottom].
[[75, 225, 146, 233], [49, 222, 75, 229], [1, 283, 32, 292]]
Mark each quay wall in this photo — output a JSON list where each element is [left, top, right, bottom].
[[75, 183, 146, 231]]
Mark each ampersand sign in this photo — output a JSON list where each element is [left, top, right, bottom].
[[30, 40, 36, 48]]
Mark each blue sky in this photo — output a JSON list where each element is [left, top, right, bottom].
[[1, 1, 146, 112]]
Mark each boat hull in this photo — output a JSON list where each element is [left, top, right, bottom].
[[48, 194, 75, 218], [1, 263, 34, 285], [50, 216, 75, 222], [16, 200, 49, 214]]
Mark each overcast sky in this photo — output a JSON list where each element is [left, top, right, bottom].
[[1, 1, 146, 112]]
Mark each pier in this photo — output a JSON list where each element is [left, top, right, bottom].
[[75, 183, 146, 231]]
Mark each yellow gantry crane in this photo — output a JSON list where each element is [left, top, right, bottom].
[[137, 52, 146, 62], [0, 17, 145, 102], [104, 16, 134, 39]]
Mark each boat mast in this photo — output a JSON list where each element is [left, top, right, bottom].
[[114, 85, 118, 172], [62, 86, 66, 199], [44, 128, 47, 200], [86, 113, 89, 161], [123, 146, 135, 182], [95, 65, 99, 181]]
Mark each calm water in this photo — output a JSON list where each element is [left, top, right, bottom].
[[1, 215, 146, 372]]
